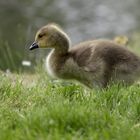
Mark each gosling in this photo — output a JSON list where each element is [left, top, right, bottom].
[[29, 23, 140, 88], [114, 35, 129, 46]]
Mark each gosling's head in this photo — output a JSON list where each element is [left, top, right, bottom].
[[29, 23, 70, 51]]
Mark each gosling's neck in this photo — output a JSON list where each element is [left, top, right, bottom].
[[46, 37, 70, 78], [53, 36, 70, 55], [49, 26, 71, 55], [49, 42, 69, 67], [53, 45, 68, 55]]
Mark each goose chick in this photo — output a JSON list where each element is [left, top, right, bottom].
[[114, 35, 129, 46], [29, 24, 140, 88]]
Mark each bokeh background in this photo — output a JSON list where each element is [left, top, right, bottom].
[[0, 0, 140, 72]]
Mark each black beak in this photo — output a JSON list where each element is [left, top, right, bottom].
[[29, 42, 39, 50]]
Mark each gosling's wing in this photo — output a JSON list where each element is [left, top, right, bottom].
[[69, 39, 136, 72], [69, 40, 100, 72]]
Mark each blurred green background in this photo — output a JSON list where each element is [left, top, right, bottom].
[[0, 0, 140, 72]]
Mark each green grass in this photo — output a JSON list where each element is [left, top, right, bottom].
[[0, 73, 140, 140]]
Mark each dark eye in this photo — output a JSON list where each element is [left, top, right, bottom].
[[38, 33, 45, 38]]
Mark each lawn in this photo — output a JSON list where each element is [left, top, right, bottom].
[[0, 72, 140, 140]]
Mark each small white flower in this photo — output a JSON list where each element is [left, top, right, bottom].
[[22, 60, 31, 66]]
